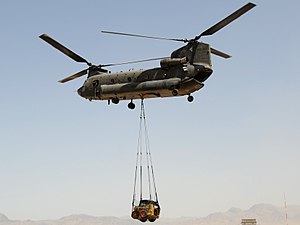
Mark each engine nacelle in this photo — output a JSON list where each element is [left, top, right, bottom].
[[160, 57, 188, 69], [183, 64, 195, 75]]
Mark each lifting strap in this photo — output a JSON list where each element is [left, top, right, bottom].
[[132, 100, 159, 209]]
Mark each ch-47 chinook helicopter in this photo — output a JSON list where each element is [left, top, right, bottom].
[[40, 2, 255, 110]]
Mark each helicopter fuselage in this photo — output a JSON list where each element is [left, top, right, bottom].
[[77, 45, 212, 105], [77, 42, 213, 105], [78, 65, 212, 101]]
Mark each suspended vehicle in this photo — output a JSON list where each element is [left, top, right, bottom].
[[131, 101, 160, 222], [39, 2, 256, 109], [131, 200, 160, 223]]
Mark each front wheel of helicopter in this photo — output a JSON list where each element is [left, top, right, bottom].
[[128, 101, 135, 109]]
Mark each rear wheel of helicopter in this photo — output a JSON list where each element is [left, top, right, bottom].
[[187, 95, 194, 102]]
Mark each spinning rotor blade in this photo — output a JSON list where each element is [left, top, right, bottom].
[[102, 30, 187, 42], [39, 34, 91, 66], [210, 47, 231, 59], [195, 2, 256, 40], [102, 3, 255, 43], [58, 69, 87, 83]]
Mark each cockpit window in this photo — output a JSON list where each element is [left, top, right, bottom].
[[92, 80, 99, 87]]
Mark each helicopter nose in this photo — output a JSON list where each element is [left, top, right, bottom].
[[77, 86, 84, 97]]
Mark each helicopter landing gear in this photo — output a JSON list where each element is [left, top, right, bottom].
[[187, 95, 194, 102], [128, 100, 135, 110], [171, 88, 179, 96], [112, 97, 119, 104]]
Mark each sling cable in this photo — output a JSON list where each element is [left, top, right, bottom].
[[131, 100, 160, 223]]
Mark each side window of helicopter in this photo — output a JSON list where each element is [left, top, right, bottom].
[[92, 80, 99, 87]]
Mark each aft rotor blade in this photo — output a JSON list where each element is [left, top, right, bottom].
[[58, 69, 87, 83], [210, 47, 231, 59], [195, 2, 256, 40], [102, 57, 169, 67], [102, 30, 187, 42], [39, 34, 91, 66]]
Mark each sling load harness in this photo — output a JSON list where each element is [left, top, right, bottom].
[[131, 100, 160, 223]]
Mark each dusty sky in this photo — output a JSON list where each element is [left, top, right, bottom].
[[0, 0, 299, 221]]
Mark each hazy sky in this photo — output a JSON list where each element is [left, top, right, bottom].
[[1, 0, 299, 221]]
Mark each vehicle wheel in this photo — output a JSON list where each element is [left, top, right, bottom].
[[131, 210, 139, 219], [140, 218, 147, 222], [140, 210, 147, 220], [187, 95, 194, 102], [128, 102, 135, 109], [149, 217, 156, 222]]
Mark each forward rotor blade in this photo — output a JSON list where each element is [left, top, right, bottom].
[[102, 30, 186, 42], [195, 2, 256, 40], [39, 34, 91, 66], [102, 57, 169, 67], [58, 69, 87, 83], [210, 47, 231, 59]]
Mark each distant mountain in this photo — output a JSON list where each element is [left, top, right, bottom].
[[1, 203, 300, 225], [0, 214, 8, 222]]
